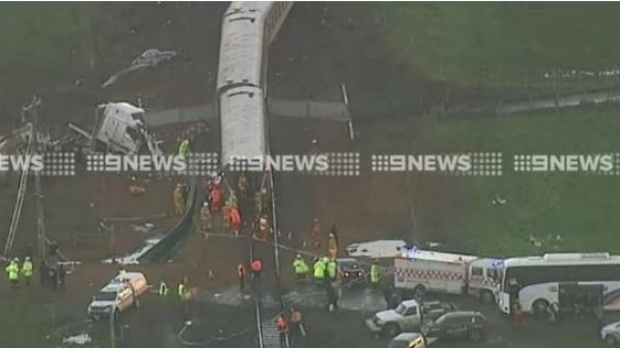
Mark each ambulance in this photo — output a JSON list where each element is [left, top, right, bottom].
[[394, 248, 501, 303]]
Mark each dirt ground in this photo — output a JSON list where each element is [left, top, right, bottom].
[[0, 120, 216, 264]]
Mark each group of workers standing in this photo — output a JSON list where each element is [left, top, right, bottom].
[[5, 256, 33, 287], [174, 136, 247, 237], [156, 277, 190, 300], [197, 173, 243, 237]]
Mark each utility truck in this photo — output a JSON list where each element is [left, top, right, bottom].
[[394, 248, 501, 303], [87, 272, 149, 320], [366, 299, 456, 337]]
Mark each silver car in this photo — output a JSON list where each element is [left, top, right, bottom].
[[602, 321, 620, 346]]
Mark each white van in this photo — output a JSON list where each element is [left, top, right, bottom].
[[346, 240, 409, 259], [88, 272, 148, 320]]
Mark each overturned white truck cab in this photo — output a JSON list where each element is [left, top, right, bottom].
[[69, 102, 162, 156], [94, 103, 162, 155]]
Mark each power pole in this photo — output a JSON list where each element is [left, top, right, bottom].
[[24, 96, 46, 261]]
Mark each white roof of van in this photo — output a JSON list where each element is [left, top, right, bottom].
[[100, 282, 125, 293], [400, 249, 478, 264], [346, 240, 408, 259], [112, 272, 146, 283]]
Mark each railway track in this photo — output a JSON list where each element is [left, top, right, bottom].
[[246, 170, 290, 348], [215, 2, 294, 347]]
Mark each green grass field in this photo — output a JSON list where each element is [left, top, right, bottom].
[[381, 3, 620, 91], [0, 302, 56, 347], [419, 106, 620, 257], [0, 301, 104, 348], [0, 3, 96, 80]]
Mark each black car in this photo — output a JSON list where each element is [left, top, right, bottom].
[[337, 258, 367, 286], [421, 311, 486, 342]]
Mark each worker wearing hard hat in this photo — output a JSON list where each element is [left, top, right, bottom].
[[22, 256, 33, 286], [311, 218, 321, 249], [293, 254, 309, 282], [222, 199, 232, 230], [251, 259, 263, 285], [5, 258, 20, 288], [370, 260, 380, 287], [173, 183, 186, 215], [237, 172, 249, 198], [178, 137, 191, 157], [159, 280, 169, 297], [209, 183, 223, 212], [257, 215, 270, 241], [326, 258, 338, 282], [178, 278, 189, 300], [313, 257, 326, 285], [200, 201, 212, 232], [229, 204, 242, 237], [327, 232, 338, 259]]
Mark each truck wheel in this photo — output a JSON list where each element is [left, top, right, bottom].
[[532, 299, 549, 317], [383, 324, 400, 338], [481, 290, 494, 304], [605, 335, 617, 346], [414, 285, 426, 298], [469, 329, 484, 342]]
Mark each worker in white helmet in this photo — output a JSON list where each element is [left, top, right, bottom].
[[22, 256, 34, 285], [6, 257, 20, 287], [200, 200, 212, 232]]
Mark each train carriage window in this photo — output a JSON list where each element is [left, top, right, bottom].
[[471, 267, 483, 277]]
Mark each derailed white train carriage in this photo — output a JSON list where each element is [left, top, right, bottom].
[[216, 2, 293, 222], [217, 1, 293, 169], [219, 87, 266, 166]]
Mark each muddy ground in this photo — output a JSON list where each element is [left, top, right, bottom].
[[1, 3, 613, 348]]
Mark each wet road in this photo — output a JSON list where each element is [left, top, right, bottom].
[[111, 284, 610, 348]]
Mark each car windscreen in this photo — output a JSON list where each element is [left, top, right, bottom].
[[395, 303, 407, 315], [94, 291, 117, 302], [387, 340, 409, 348]]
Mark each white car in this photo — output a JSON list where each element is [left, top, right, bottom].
[[602, 321, 620, 346], [87, 272, 148, 320]]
